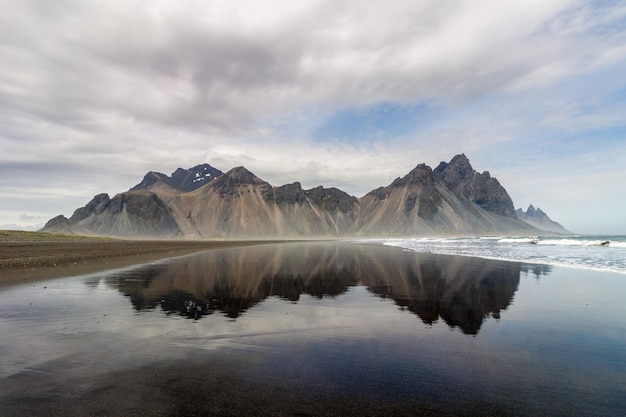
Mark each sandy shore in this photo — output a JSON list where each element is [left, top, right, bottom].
[[0, 236, 277, 285], [2, 353, 503, 417], [2, 239, 619, 416]]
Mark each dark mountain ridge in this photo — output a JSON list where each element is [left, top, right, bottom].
[[433, 154, 516, 217], [41, 155, 561, 238], [132, 164, 223, 193]]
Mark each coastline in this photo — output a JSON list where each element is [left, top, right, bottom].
[[2, 231, 624, 287], [378, 234, 626, 275], [0, 237, 281, 286]]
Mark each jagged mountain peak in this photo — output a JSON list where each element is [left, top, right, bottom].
[[516, 205, 569, 234], [217, 166, 267, 185], [207, 166, 272, 201], [523, 204, 543, 215], [433, 154, 474, 190], [180, 164, 223, 189], [132, 163, 223, 193], [391, 163, 435, 188], [517, 205, 551, 221], [449, 153, 471, 166], [433, 155, 515, 217]]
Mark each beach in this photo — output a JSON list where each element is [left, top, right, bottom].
[[1, 240, 625, 416], [0, 232, 278, 285], [0, 355, 475, 417]]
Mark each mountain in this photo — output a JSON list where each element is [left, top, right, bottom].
[[65, 192, 180, 238], [351, 155, 530, 235], [164, 167, 359, 238], [132, 164, 223, 193], [40, 215, 92, 236], [433, 154, 516, 217], [41, 155, 551, 238], [516, 204, 570, 234]]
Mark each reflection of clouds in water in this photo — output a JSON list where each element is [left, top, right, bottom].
[[0, 280, 135, 378], [101, 242, 521, 335], [167, 290, 406, 353], [0, 242, 522, 381]]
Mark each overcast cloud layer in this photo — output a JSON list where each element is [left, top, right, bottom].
[[1, 0, 625, 234]]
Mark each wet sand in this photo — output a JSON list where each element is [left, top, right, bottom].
[[0, 236, 278, 285], [2, 356, 508, 417], [1, 241, 624, 416]]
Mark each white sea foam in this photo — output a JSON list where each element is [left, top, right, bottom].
[[378, 235, 626, 275], [536, 239, 611, 247], [498, 237, 537, 244]]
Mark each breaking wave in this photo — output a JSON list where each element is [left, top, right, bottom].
[[375, 235, 626, 275]]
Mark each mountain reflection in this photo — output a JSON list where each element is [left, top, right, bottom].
[[521, 264, 552, 279], [104, 242, 522, 334]]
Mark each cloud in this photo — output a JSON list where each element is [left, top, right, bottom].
[[4, 0, 607, 131], [1, 0, 626, 233]]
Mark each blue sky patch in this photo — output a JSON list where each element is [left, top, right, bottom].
[[313, 101, 437, 143]]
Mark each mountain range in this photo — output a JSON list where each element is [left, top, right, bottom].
[[41, 154, 568, 238]]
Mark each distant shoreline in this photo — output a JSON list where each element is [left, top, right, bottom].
[[0, 231, 282, 285]]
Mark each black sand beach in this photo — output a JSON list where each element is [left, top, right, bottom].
[[0, 231, 278, 285], [1, 241, 624, 416], [2, 355, 499, 417]]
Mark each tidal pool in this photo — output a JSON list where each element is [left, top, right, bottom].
[[1, 241, 624, 416]]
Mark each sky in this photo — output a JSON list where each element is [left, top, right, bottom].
[[1, 0, 625, 235]]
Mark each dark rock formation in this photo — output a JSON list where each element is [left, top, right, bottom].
[[433, 154, 475, 198], [132, 164, 223, 193], [304, 186, 357, 213], [274, 182, 306, 206], [434, 154, 516, 217], [69, 191, 180, 237], [71, 193, 111, 222], [471, 170, 517, 217], [39, 215, 92, 236]]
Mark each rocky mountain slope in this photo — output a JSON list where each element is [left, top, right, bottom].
[[516, 204, 570, 234], [40, 215, 93, 236], [41, 155, 553, 238], [68, 191, 180, 237], [132, 164, 223, 193]]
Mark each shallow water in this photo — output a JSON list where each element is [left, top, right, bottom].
[[0, 242, 625, 416]]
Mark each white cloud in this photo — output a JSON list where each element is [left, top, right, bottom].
[[1, 0, 625, 233]]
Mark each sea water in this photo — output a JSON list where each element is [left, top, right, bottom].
[[379, 235, 626, 275]]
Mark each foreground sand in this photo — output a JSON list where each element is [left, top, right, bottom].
[[0, 231, 277, 285], [3, 354, 501, 417]]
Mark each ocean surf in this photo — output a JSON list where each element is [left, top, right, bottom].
[[378, 235, 626, 275]]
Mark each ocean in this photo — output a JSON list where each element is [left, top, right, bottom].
[[376, 235, 626, 275]]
